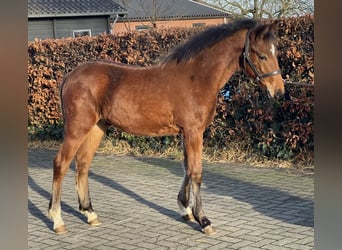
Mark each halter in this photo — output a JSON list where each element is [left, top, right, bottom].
[[242, 28, 282, 82]]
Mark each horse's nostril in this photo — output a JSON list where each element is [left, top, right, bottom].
[[274, 89, 284, 99]]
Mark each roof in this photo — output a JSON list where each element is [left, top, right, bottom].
[[116, 0, 230, 21], [28, 0, 127, 18]]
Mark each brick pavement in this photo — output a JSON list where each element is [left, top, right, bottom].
[[28, 148, 314, 249]]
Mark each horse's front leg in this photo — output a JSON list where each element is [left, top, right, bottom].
[[179, 131, 216, 235], [177, 135, 195, 221], [177, 162, 194, 221]]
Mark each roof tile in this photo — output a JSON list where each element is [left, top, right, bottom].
[[28, 0, 127, 18], [116, 0, 230, 20]]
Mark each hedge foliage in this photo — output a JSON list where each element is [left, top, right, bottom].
[[28, 15, 314, 164]]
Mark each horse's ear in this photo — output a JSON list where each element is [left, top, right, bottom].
[[267, 21, 279, 41], [252, 24, 270, 40], [269, 20, 279, 32], [253, 22, 277, 41]]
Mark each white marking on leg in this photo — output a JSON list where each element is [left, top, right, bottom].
[[82, 210, 99, 223], [178, 203, 192, 217], [48, 206, 65, 230]]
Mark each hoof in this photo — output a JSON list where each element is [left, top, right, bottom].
[[89, 217, 102, 226], [54, 225, 67, 235], [81, 210, 101, 226], [202, 225, 217, 235]]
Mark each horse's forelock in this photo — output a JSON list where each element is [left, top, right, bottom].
[[253, 23, 277, 45]]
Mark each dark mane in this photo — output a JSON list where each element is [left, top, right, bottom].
[[161, 18, 258, 65]]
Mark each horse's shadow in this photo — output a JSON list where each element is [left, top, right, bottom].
[[135, 156, 314, 228], [88, 170, 201, 231], [28, 160, 200, 233]]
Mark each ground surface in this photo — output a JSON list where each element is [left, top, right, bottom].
[[28, 148, 314, 249]]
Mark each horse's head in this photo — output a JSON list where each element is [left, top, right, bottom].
[[242, 22, 284, 99]]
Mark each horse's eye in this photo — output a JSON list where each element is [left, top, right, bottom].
[[259, 55, 267, 61]]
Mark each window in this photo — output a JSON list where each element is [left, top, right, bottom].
[[135, 25, 149, 32], [73, 29, 92, 38], [192, 23, 205, 28]]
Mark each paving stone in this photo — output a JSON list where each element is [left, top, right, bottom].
[[28, 148, 314, 249], [240, 246, 267, 250], [286, 242, 314, 250], [294, 235, 314, 245], [230, 240, 255, 249], [261, 245, 290, 250], [252, 238, 276, 248]]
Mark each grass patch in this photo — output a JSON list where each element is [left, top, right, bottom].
[[28, 136, 313, 173]]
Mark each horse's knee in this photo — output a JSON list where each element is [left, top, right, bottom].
[[75, 159, 89, 174], [53, 145, 76, 177], [53, 153, 63, 171], [191, 172, 202, 184], [53, 155, 68, 180]]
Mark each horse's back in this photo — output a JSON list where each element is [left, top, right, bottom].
[[61, 60, 181, 136]]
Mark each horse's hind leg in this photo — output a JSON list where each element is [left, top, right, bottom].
[[75, 122, 106, 227], [48, 136, 85, 234]]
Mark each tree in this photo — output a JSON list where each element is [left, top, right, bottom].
[[117, 0, 177, 30], [203, 0, 313, 18]]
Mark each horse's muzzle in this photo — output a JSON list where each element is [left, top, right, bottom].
[[274, 89, 284, 99]]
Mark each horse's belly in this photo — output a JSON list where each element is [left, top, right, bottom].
[[113, 119, 180, 136], [106, 107, 180, 136], [103, 84, 181, 136], [126, 123, 180, 136]]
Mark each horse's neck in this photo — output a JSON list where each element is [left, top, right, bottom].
[[185, 31, 245, 92]]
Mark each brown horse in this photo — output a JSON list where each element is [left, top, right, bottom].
[[48, 18, 284, 235]]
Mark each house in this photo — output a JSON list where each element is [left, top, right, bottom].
[[113, 0, 231, 33], [28, 0, 127, 41], [28, 0, 230, 41]]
